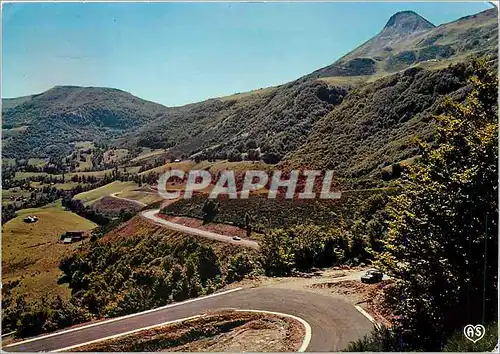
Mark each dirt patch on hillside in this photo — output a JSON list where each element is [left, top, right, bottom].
[[159, 214, 249, 238], [310, 279, 394, 326], [92, 196, 142, 214], [70, 310, 305, 352]]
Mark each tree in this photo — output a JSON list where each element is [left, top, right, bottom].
[[246, 140, 258, 149], [375, 59, 498, 350], [247, 149, 260, 162], [260, 229, 294, 275], [201, 199, 219, 223], [262, 150, 282, 164], [227, 149, 242, 162], [226, 252, 255, 282], [244, 212, 252, 238]]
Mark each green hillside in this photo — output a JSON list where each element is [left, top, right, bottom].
[[1, 8, 497, 181], [2, 86, 169, 159], [282, 62, 476, 177]]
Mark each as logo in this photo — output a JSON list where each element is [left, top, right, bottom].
[[463, 324, 485, 343]]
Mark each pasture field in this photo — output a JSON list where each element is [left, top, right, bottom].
[[104, 148, 129, 164], [73, 181, 137, 205], [72, 141, 94, 149], [2, 188, 31, 206], [130, 148, 167, 163], [27, 158, 48, 167], [2, 188, 30, 198], [14, 167, 141, 181], [30, 181, 90, 190], [75, 151, 93, 171], [2, 200, 97, 302], [14, 171, 54, 180], [69, 166, 139, 179], [114, 190, 163, 205], [122, 165, 142, 174], [68, 169, 112, 179], [71, 141, 95, 171], [138, 160, 196, 175], [2, 158, 17, 166]]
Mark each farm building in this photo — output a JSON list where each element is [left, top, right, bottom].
[[23, 215, 38, 223], [60, 230, 87, 243]]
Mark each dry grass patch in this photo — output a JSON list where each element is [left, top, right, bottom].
[[138, 161, 196, 175], [103, 149, 129, 164], [73, 181, 137, 206], [115, 190, 163, 205], [218, 86, 278, 101], [92, 196, 143, 214], [131, 148, 168, 163]]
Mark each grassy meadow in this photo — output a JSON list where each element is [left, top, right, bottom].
[[73, 181, 137, 205], [2, 200, 97, 302]]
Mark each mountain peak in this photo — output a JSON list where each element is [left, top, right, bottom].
[[383, 10, 435, 35]]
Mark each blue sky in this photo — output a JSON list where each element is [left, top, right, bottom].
[[2, 2, 492, 106]]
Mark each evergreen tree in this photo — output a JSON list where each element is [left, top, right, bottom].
[[376, 59, 498, 350]]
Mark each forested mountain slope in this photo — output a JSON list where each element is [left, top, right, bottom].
[[118, 80, 347, 160], [2, 86, 169, 158], [282, 62, 478, 177], [120, 7, 499, 166], [2, 8, 497, 179]]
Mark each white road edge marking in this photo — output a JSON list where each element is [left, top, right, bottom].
[[3, 287, 243, 348], [234, 309, 312, 352], [53, 315, 204, 352], [52, 309, 312, 352], [354, 305, 381, 329]]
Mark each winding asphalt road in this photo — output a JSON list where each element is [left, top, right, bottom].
[[3, 287, 373, 352], [110, 191, 259, 249], [2, 192, 373, 351], [141, 209, 260, 250]]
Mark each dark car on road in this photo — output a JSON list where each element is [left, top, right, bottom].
[[361, 269, 383, 283]]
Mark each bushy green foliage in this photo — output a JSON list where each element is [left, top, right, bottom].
[[261, 224, 372, 276], [344, 325, 407, 352], [162, 191, 393, 233], [2, 295, 89, 338], [346, 322, 498, 352], [375, 59, 498, 350], [57, 235, 258, 320], [226, 252, 260, 282], [260, 229, 295, 275], [201, 199, 219, 223], [443, 322, 498, 352], [163, 190, 392, 276]]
